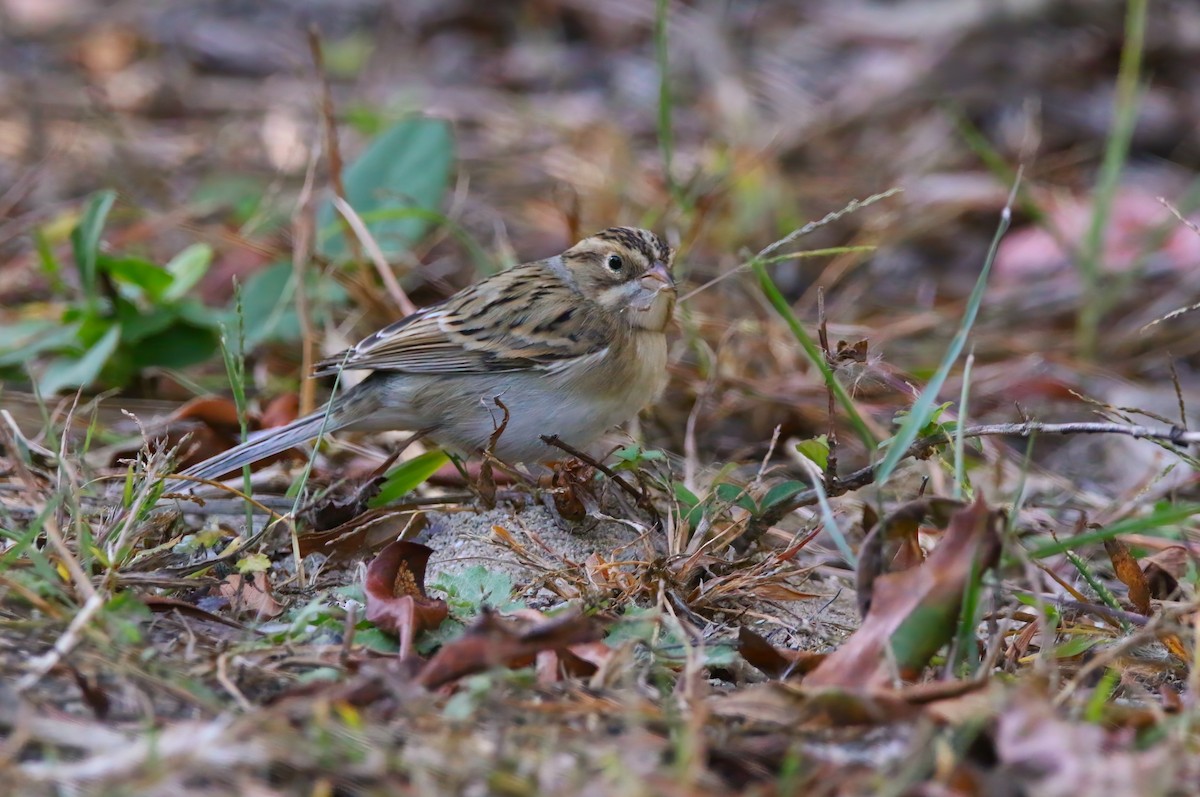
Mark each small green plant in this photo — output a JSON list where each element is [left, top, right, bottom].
[[1, 190, 221, 395]]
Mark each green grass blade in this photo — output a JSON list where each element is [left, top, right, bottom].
[[752, 260, 875, 451], [1028, 503, 1200, 559], [873, 172, 1020, 489], [1076, 0, 1147, 358]]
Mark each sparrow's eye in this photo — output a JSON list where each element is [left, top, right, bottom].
[[606, 254, 624, 272]]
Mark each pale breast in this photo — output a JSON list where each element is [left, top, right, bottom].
[[408, 329, 669, 462]]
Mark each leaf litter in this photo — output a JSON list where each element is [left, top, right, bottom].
[[2, 1, 1200, 795]]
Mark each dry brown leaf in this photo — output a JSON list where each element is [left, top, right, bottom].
[[1103, 538, 1152, 616], [737, 627, 824, 679], [417, 608, 603, 690], [810, 496, 1003, 688], [709, 681, 921, 727], [297, 509, 425, 560], [994, 689, 1171, 797], [856, 497, 964, 618], [1143, 546, 1190, 600], [218, 572, 285, 620], [364, 540, 449, 660]]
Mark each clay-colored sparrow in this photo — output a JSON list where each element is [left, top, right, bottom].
[[181, 227, 676, 481]]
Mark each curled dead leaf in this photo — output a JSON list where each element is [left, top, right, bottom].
[[737, 627, 825, 679], [856, 497, 964, 618], [365, 540, 449, 660], [812, 496, 1003, 688], [1103, 538, 1152, 616], [1143, 546, 1190, 600], [417, 608, 604, 690]]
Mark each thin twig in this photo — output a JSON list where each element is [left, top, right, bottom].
[[292, 146, 320, 415], [540, 435, 661, 526], [307, 27, 361, 267], [816, 287, 839, 488], [331, 196, 417, 316]]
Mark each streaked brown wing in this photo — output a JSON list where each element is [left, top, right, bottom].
[[313, 263, 615, 376]]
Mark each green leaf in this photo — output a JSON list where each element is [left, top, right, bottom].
[[70, 190, 117, 303], [1053, 635, 1103, 658], [173, 298, 223, 329], [100, 254, 173, 301], [39, 323, 120, 395], [163, 243, 214, 301], [236, 552, 271, 574], [673, 482, 706, 529], [428, 566, 521, 614], [714, 482, 757, 513], [126, 322, 219, 369], [316, 117, 454, 259], [237, 260, 296, 343], [369, 449, 451, 507], [794, 435, 829, 469], [1028, 503, 1200, 559], [234, 261, 347, 344], [117, 303, 179, 343], [761, 480, 808, 511], [0, 320, 73, 367], [33, 228, 64, 292]]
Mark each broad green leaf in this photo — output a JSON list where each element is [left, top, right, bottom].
[[174, 298, 223, 329], [116, 303, 178, 343], [673, 482, 706, 529], [237, 261, 296, 343], [761, 480, 808, 511], [70, 190, 117, 303], [0, 320, 74, 367], [428, 566, 520, 613], [127, 322, 218, 369], [369, 449, 451, 507], [234, 261, 347, 344], [100, 254, 173, 301], [191, 174, 265, 222], [714, 482, 757, 513], [794, 435, 829, 470], [163, 243, 214, 301], [39, 323, 120, 395], [316, 117, 453, 259]]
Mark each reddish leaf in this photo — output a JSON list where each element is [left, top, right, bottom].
[[737, 627, 825, 679], [856, 497, 964, 618], [417, 608, 603, 690], [536, 641, 611, 684], [140, 595, 251, 631], [365, 541, 449, 660], [809, 496, 1003, 688], [550, 458, 596, 521], [298, 509, 426, 560], [259, 393, 300, 428], [1103, 538, 1152, 616]]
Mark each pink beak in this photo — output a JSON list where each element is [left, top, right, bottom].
[[640, 262, 675, 291]]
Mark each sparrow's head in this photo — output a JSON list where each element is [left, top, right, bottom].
[[562, 227, 676, 331]]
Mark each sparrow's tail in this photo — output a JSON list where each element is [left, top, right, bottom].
[[176, 407, 350, 484]]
